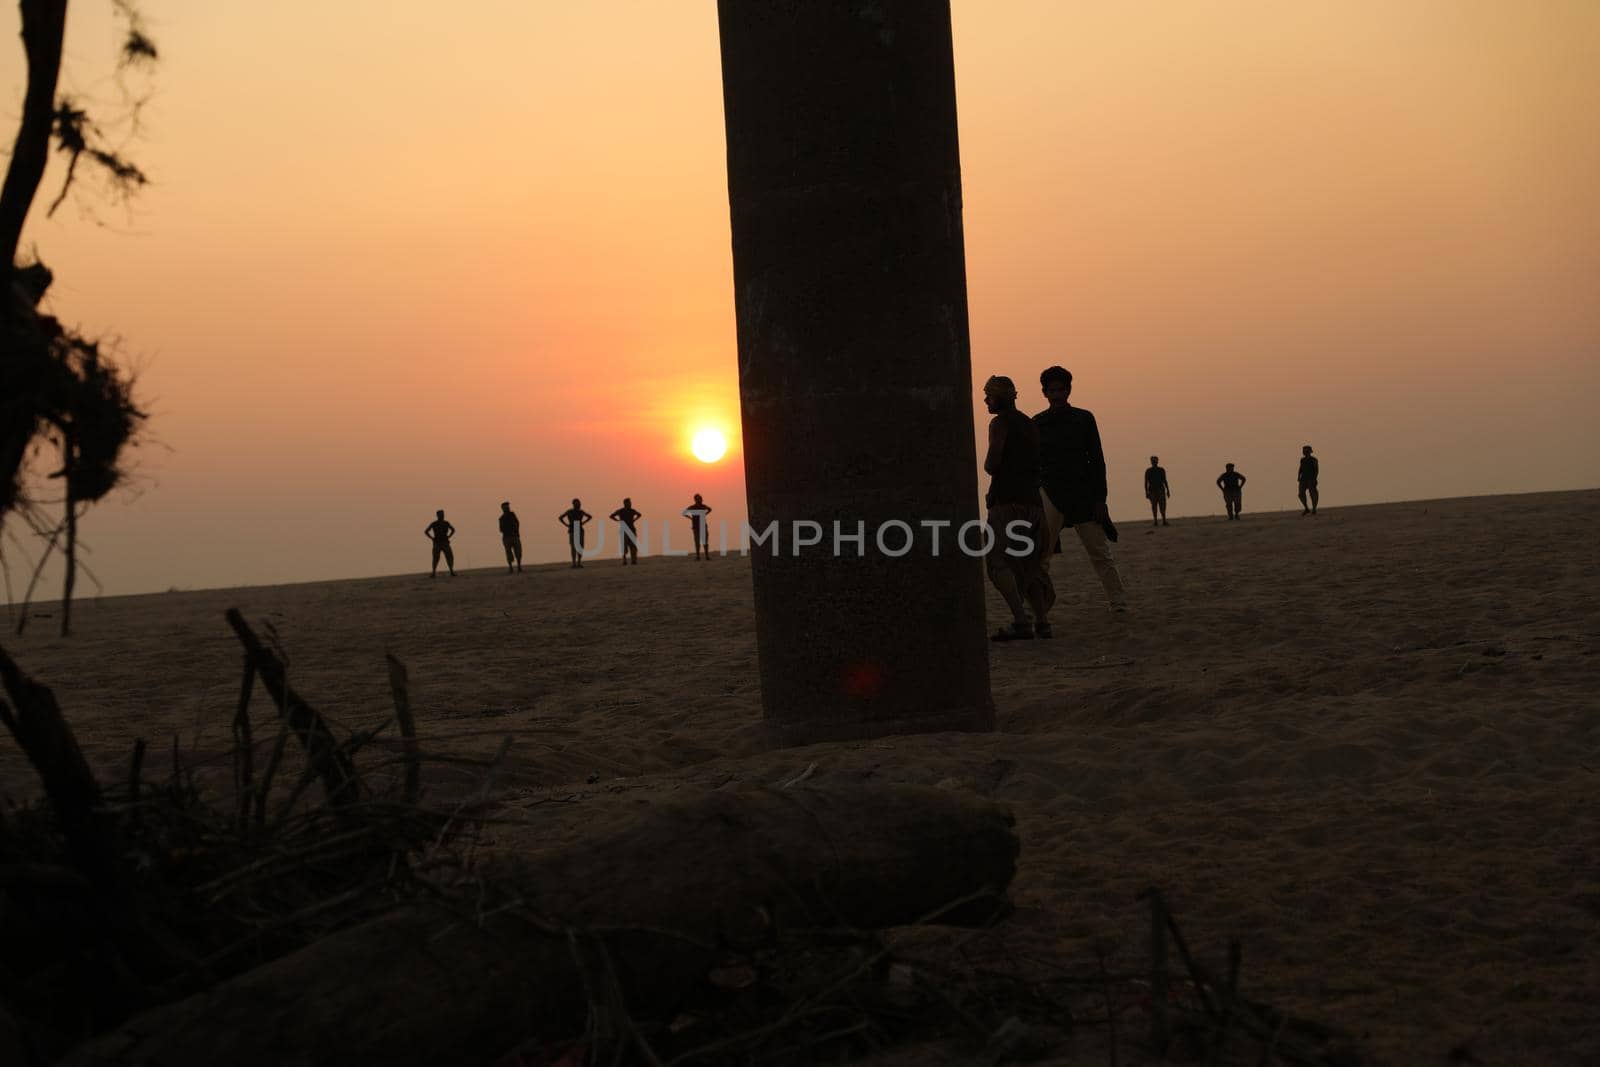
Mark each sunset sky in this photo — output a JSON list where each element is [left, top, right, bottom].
[[7, 0, 1598, 597]]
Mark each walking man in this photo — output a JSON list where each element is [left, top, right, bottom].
[[498, 502, 522, 573], [1216, 464, 1246, 520], [1298, 445, 1320, 516], [1035, 366, 1129, 614], [610, 498, 643, 564], [425, 509, 456, 578], [1144, 456, 1171, 527], [981, 375, 1051, 640], [559, 499, 592, 568]]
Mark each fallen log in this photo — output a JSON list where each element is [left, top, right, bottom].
[[62, 783, 1018, 1067]]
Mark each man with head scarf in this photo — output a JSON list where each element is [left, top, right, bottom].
[[982, 375, 1053, 640]]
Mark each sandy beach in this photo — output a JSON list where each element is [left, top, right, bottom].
[[4, 489, 1597, 1064]]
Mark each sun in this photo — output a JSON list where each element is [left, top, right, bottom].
[[691, 427, 728, 463]]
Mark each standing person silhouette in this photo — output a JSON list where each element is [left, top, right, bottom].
[[1216, 464, 1246, 520], [425, 509, 456, 577], [1034, 366, 1129, 614], [1298, 445, 1320, 516], [982, 375, 1051, 641], [682, 494, 713, 560], [497, 502, 522, 573], [610, 498, 643, 565], [558, 499, 592, 568], [1144, 456, 1171, 527]]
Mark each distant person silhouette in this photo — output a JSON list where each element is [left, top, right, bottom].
[[1216, 464, 1246, 520], [1298, 445, 1320, 516], [982, 375, 1051, 640], [498, 501, 522, 573], [558, 498, 592, 568], [609, 498, 643, 565], [425, 509, 456, 577], [1144, 456, 1171, 527], [1035, 366, 1129, 614], [682, 494, 713, 560]]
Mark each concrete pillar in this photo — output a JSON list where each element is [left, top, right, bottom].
[[717, 0, 993, 744]]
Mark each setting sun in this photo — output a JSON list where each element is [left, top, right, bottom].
[[690, 427, 728, 463]]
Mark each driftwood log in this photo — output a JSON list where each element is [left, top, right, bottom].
[[62, 783, 1019, 1067]]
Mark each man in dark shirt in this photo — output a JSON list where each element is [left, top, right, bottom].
[[610, 497, 642, 564], [982, 375, 1051, 640], [1144, 456, 1171, 527], [1034, 366, 1128, 613], [682, 494, 713, 560], [498, 501, 522, 573], [558, 499, 592, 568], [1216, 464, 1246, 520], [424, 509, 456, 578], [1298, 445, 1319, 516]]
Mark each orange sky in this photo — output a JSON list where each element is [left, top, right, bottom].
[[6, 1, 1598, 596]]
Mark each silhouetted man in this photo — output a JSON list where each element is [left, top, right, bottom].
[[682, 494, 713, 560], [498, 501, 522, 573], [425, 509, 456, 577], [1298, 445, 1319, 516], [1145, 456, 1171, 527], [610, 498, 642, 565], [1217, 464, 1246, 520], [983, 375, 1051, 640], [559, 498, 592, 568], [1035, 366, 1129, 614]]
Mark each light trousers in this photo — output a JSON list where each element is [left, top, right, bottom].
[[1040, 489, 1128, 609]]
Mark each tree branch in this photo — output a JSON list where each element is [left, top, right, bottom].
[[0, 0, 69, 273]]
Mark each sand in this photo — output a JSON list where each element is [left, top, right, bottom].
[[3, 490, 1597, 1064]]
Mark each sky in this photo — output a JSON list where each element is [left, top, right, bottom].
[[5, 0, 1598, 598]]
